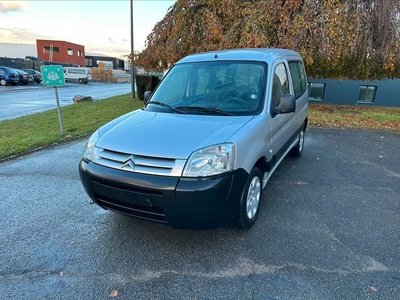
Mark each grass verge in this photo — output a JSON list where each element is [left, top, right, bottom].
[[0, 94, 143, 160], [309, 104, 400, 131], [0, 97, 399, 160]]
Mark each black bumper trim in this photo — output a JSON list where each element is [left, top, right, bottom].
[[79, 160, 248, 229], [96, 195, 168, 223]]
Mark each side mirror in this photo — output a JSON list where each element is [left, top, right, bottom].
[[275, 94, 296, 114], [144, 91, 152, 105]]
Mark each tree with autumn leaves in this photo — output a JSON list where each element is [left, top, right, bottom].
[[133, 0, 400, 80]]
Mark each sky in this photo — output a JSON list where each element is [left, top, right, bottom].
[[0, 0, 176, 58]]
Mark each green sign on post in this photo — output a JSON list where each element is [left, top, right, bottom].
[[40, 65, 66, 135], [40, 65, 65, 86]]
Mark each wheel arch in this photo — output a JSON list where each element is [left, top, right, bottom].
[[254, 156, 271, 177]]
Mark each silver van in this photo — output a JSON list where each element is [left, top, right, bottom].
[[79, 48, 308, 230]]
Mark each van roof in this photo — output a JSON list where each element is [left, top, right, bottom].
[[176, 48, 302, 64]]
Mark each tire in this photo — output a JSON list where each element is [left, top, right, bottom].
[[289, 127, 305, 158], [235, 167, 262, 229], [78, 78, 83, 84], [0, 79, 6, 86], [83, 81, 88, 84]]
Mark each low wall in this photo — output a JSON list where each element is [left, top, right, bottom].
[[308, 78, 400, 107]]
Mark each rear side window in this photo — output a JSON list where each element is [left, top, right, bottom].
[[288, 61, 307, 99]]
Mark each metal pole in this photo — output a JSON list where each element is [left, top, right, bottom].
[[130, 0, 136, 98], [54, 86, 65, 135]]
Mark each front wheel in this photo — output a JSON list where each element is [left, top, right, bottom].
[[235, 167, 262, 229], [289, 127, 305, 158], [0, 79, 7, 86]]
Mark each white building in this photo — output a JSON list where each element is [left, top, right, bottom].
[[0, 43, 37, 59]]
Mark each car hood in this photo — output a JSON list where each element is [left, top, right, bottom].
[[97, 110, 254, 159]]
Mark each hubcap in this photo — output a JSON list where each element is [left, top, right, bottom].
[[246, 176, 261, 219], [298, 130, 304, 152]]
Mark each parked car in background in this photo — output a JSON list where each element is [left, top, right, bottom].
[[22, 69, 42, 84], [0, 66, 19, 86], [15, 69, 34, 85]]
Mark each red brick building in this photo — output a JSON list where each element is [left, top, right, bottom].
[[36, 39, 85, 66]]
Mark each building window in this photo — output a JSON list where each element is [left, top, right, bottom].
[[43, 46, 59, 54], [77, 50, 83, 57], [308, 82, 325, 101], [86, 58, 93, 66], [97, 60, 114, 69], [358, 85, 376, 102], [67, 48, 74, 55]]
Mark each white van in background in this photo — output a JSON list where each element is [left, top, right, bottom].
[[63, 67, 92, 84]]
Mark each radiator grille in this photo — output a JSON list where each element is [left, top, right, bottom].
[[93, 148, 186, 176]]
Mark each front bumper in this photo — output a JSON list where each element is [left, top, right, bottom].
[[8, 79, 19, 84], [79, 160, 248, 230]]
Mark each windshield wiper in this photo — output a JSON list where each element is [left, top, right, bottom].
[[176, 106, 233, 116], [147, 101, 185, 114]]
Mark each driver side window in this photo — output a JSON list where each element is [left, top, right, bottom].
[[271, 63, 290, 107]]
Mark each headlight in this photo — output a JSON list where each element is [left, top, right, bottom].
[[83, 130, 100, 162], [183, 143, 236, 177]]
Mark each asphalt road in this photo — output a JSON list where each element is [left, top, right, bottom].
[[0, 128, 399, 299], [0, 81, 132, 121]]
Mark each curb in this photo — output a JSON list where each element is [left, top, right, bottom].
[[0, 133, 91, 163]]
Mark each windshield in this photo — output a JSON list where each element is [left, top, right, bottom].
[[7, 68, 18, 75], [146, 61, 266, 116]]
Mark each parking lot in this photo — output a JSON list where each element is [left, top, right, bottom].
[[0, 127, 399, 299], [0, 81, 132, 121]]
